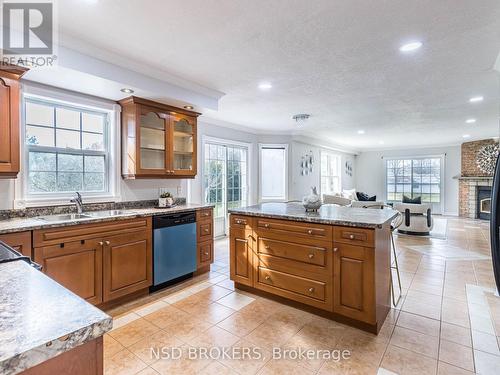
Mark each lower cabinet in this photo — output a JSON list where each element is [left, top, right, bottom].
[[197, 240, 213, 268], [196, 208, 214, 270], [333, 243, 375, 324], [34, 239, 103, 305], [103, 231, 152, 301], [0, 231, 32, 258], [33, 218, 152, 305], [229, 228, 254, 287]]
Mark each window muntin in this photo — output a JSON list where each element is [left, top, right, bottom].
[[386, 158, 441, 203], [320, 151, 341, 195], [25, 98, 109, 194]]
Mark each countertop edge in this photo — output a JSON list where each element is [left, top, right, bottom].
[[0, 204, 214, 235], [227, 208, 397, 229], [1, 313, 112, 375]]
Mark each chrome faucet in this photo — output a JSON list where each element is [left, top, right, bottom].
[[70, 192, 83, 214]]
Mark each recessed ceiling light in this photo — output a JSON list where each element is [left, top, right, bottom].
[[463, 134, 471, 139], [120, 88, 134, 94], [399, 41, 423, 52], [183, 105, 194, 110], [469, 96, 484, 103], [357, 130, 365, 135], [465, 119, 477, 124], [258, 82, 272, 90]]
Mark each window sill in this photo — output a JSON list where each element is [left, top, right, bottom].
[[14, 195, 122, 209]]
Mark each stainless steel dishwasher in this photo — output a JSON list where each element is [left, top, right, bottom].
[[152, 211, 197, 289]]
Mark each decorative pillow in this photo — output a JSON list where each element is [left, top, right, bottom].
[[357, 192, 377, 201], [367, 195, 377, 201], [342, 188, 357, 201], [402, 195, 421, 204]]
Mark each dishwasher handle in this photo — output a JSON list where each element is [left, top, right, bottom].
[[153, 212, 196, 229]]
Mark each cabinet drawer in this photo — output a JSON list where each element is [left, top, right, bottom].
[[257, 237, 327, 267], [333, 226, 374, 247], [196, 208, 213, 221], [198, 240, 213, 267], [230, 215, 253, 230], [197, 221, 213, 241], [257, 267, 326, 302], [256, 218, 332, 244]]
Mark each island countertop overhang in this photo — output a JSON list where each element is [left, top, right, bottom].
[[228, 202, 398, 229]]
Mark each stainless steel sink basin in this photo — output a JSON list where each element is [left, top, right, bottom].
[[86, 210, 135, 218], [37, 213, 92, 222]]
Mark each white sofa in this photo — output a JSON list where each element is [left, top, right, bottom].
[[393, 202, 434, 235], [322, 194, 385, 209]]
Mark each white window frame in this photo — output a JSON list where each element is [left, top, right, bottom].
[[15, 84, 121, 208], [258, 143, 288, 202], [382, 154, 445, 214], [319, 150, 342, 195]]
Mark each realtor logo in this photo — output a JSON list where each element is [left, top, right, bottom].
[[2, 2, 53, 54]]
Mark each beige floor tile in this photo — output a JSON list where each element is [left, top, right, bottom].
[[134, 300, 170, 317], [192, 285, 233, 302], [163, 315, 213, 342], [217, 292, 255, 310], [219, 339, 271, 375], [128, 330, 184, 365], [319, 358, 379, 375], [189, 326, 240, 348], [441, 303, 470, 328], [142, 304, 188, 329], [401, 297, 441, 320], [381, 345, 437, 375], [471, 330, 500, 355], [189, 302, 236, 324], [108, 318, 160, 348], [136, 367, 160, 375], [390, 326, 439, 358], [437, 361, 474, 374], [244, 321, 297, 351], [439, 339, 474, 372], [396, 311, 440, 337], [474, 349, 500, 375], [104, 349, 148, 375], [258, 358, 315, 375], [198, 361, 237, 375], [104, 334, 124, 359], [111, 312, 141, 330], [440, 322, 472, 347], [217, 310, 265, 337], [216, 278, 236, 291], [150, 345, 212, 375]]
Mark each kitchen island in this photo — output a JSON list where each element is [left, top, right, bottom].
[[228, 203, 398, 333], [0, 259, 112, 375]]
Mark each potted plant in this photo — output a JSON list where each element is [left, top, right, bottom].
[[159, 192, 174, 207]]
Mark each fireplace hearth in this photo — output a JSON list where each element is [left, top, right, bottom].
[[477, 186, 492, 220]]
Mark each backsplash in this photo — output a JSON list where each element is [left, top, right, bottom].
[[0, 198, 187, 220]]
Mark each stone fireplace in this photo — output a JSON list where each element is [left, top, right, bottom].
[[458, 139, 497, 219]]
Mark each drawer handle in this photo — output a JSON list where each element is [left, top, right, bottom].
[[204, 212, 210, 216], [265, 275, 271, 281], [308, 287, 315, 293], [235, 238, 248, 244], [308, 253, 314, 259], [235, 219, 242, 224], [98, 241, 104, 246], [334, 247, 338, 252], [307, 229, 313, 235], [349, 234, 355, 240]]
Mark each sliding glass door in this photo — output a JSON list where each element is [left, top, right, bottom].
[[204, 141, 248, 237]]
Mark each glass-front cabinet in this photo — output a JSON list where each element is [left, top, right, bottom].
[[120, 97, 199, 179]]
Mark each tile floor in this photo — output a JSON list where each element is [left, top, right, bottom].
[[102, 217, 500, 374]]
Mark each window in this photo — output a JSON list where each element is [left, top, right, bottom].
[[386, 157, 441, 203], [24, 98, 109, 195], [259, 144, 288, 201], [320, 151, 341, 195]]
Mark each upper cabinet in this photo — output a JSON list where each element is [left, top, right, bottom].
[[0, 66, 28, 178], [119, 96, 199, 179]]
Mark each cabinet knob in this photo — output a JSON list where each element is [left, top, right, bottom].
[[307, 229, 313, 235], [308, 253, 314, 259], [334, 247, 338, 252], [105, 241, 110, 245], [265, 245, 270, 250], [264, 223, 270, 228], [204, 252, 209, 256], [236, 220, 242, 224], [349, 234, 355, 240], [204, 212, 210, 216], [98, 241, 104, 246], [265, 275, 271, 281], [204, 228, 209, 233], [308, 287, 315, 293]]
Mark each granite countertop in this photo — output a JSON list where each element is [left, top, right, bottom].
[[0, 261, 112, 375], [0, 203, 214, 235], [229, 202, 398, 228]]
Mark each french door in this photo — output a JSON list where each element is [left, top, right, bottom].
[[203, 141, 248, 237]]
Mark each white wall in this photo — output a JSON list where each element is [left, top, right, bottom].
[[355, 145, 461, 215]]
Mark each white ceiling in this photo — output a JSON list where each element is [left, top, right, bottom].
[[54, 0, 500, 150]]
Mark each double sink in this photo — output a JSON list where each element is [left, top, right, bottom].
[[36, 210, 136, 222]]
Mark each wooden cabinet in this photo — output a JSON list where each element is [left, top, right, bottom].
[[33, 218, 152, 305], [333, 243, 375, 324], [196, 208, 214, 270], [0, 231, 32, 257], [229, 227, 254, 287], [0, 67, 27, 178], [35, 239, 103, 305], [103, 231, 152, 301], [120, 96, 200, 179]]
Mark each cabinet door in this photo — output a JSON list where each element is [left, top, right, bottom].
[[229, 228, 254, 286], [0, 231, 32, 258], [102, 230, 152, 302], [0, 74, 20, 177], [169, 114, 196, 177], [198, 240, 214, 268], [333, 243, 375, 324], [34, 239, 103, 305], [137, 107, 168, 175]]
